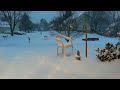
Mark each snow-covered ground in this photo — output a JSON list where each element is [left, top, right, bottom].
[[0, 31, 120, 79]]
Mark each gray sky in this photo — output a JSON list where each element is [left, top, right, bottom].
[[30, 11, 84, 23], [30, 11, 57, 23]]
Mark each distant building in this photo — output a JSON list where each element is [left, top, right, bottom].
[[0, 21, 10, 27], [105, 22, 119, 31], [0, 21, 10, 33], [104, 22, 120, 37], [77, 13, 91, 32], [0, 20, 20, 33]]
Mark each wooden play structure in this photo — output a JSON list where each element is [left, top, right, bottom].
[[56, 34, 74, 57]]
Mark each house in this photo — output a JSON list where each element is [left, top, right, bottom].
[[105, 22, 119, 31], [0, 20, 20, 33], [77, 13, 91, 32], [105, 22, 120, 37], [0, 21, 10, 33]]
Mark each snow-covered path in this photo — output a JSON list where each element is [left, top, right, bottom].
[[0, 31, 120, 79]]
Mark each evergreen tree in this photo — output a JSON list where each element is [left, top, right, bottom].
[[40, 18, 49, 31], [19, 13, 33, 33]]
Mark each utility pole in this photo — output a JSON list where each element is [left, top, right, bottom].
[[85, 23, 88, 58]]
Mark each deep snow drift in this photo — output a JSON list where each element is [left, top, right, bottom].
[[0, 31, 120, 79]]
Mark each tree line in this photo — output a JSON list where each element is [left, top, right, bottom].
[[50, 11, 120, 39], [0, 11, 120, 38], [0, 11, 49, 36]]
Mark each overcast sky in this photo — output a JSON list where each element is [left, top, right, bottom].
[[30, 11, 57, 23], [30, 11, 84, 23]]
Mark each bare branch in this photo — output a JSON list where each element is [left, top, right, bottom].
[[0, 11, 25, 36]]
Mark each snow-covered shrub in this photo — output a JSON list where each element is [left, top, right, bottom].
[[96, 43, 120, 62]]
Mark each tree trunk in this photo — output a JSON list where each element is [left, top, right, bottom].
[[10, 26, 15, 36], [10, 26, 14, 36], [11, 29, 14, 36]]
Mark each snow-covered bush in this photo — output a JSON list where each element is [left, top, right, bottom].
[[96, 43, 120, 62]]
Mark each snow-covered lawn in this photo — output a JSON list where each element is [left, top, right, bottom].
[[0, 31, 120, 79]]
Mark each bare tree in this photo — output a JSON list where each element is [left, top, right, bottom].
[[0, 11, 29, 36], [84, 11, 110, 33], [50, 11, 82, 42]]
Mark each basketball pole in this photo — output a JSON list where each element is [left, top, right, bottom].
[[85, 23, 88, 58]]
